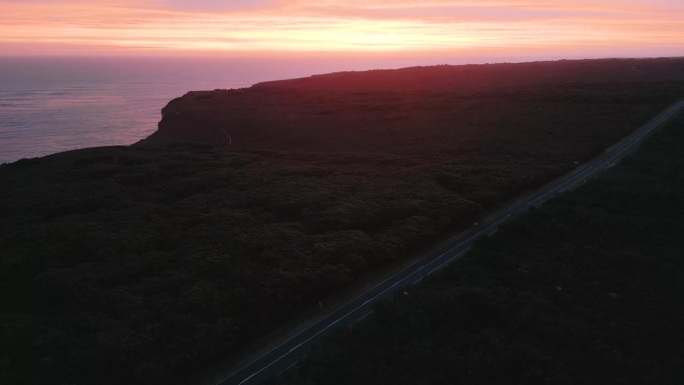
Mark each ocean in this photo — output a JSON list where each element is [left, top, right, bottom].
[[0, 55, 504, 164]]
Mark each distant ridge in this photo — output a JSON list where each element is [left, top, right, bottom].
[[138, 57, 684, 151], [251, 58, 684, 91]]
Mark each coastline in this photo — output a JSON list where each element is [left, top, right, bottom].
[[2, 57, 684, 385]]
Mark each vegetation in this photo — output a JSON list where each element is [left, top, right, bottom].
[[273, 111, 684, 385], [1, 58, 683, 385]]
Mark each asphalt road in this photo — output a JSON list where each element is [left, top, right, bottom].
[[215, 98, 684, 385]]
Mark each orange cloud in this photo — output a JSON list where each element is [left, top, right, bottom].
[[0, 0, 682, 57]]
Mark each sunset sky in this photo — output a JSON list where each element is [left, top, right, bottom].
[[1, 0, 682, 58]]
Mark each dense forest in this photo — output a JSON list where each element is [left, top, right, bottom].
[[273, 112, 684, 384], [1, 58, 683, 385]]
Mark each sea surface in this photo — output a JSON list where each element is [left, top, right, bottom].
[[0, 55, 507, 164]]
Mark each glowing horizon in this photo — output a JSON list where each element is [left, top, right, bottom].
[[1, 0, 682, 58]]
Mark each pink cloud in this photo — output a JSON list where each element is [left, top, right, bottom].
[[0, 0, 681, 57]]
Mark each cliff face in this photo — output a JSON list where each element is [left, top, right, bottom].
[[139, 58, 684, 154]]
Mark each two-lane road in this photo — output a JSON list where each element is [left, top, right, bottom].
[[216, 98, 684, 385]]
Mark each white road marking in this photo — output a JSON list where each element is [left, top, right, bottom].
[[238, 372, 258, 385], [277, 361, 299, 377], [529, 195, 548, 207], [423, 248, 470, 277], [559, 176, 586, 193], [350, 310, 374, 326]]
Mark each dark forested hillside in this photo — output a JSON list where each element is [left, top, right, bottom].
[[1, 58, 683, 385], [141, 57, 684, 151], [273, 112, 684, 385]]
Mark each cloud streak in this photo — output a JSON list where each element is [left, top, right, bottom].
[[0, 0, 682, 56]]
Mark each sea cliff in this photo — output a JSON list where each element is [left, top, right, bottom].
[[141, 57, 684, 152]]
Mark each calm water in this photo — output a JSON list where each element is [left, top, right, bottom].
[[0, 55, 502, 164]]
